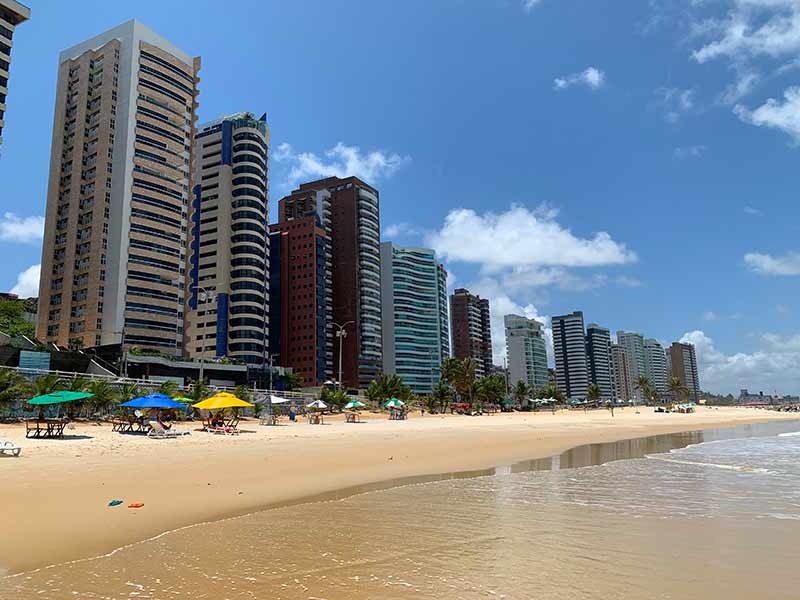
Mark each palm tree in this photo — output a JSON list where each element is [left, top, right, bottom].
[[587, 383, 602, 405], [635, 375, 653, 405], [442, 357, 477, 404], [282, 371, 304, 391], [234, 384, 254, 404], [430, 380, 452, 413], [512, 380, 531, 408], [668, 376, 689, 404], [0, 369, 28, 415], [87, 380, 118, 415], [475, 374, 505, 410], [117, 383, 141, 404], [29, 373, 63, 397], [157, 380, 179, 398], [65, 376, 88, 392], [366, 374, 411, 407], [188, 379, 210, 404]]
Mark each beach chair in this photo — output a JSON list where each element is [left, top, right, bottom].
[[148, 421, 181, 439], [0, 440, 21, 457]]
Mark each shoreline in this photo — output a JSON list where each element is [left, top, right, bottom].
[[1, 406, 797, 576]]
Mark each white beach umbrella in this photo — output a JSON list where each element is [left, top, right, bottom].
[[307, 399, 328, 410]]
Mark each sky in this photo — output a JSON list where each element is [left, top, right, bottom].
[[1, 0, 799, 395]]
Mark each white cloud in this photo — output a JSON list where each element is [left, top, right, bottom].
[[657, 87, 695, 123], [426, 204, 636, 271], [522, 0, 544, 13], [272, 142, 410, 191], [0, 213, 45, 244], [673, 145, 708, 159], [616, 275, 643, 288], [692, 1, 800, 65], [554, 67, 607, 91], [734, 86, 800, 141], [681, 329, 800, 394], [743, 205, 763, 215], [383, 222, 421, 239], [10, 264, 40, 297], [703, 311, 719, 321], [744, 251, 800, 275]]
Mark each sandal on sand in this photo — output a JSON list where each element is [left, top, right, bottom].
[[128, 502, 145, 509], [108, 500, 123, 507]]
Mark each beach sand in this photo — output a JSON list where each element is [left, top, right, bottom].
[[0, 406, 795, 576]]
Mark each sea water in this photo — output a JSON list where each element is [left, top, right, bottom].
[[4, 421, 800, 599]]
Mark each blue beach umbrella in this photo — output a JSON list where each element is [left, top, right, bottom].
[[120, 393, 187, 410]]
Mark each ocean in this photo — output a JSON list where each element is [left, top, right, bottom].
[[4, 420, 800, 599]]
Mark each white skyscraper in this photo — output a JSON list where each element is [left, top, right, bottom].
[[504, 314, 549, 392]]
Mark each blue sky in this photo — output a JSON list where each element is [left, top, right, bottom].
[[1, 0, 799, 393]]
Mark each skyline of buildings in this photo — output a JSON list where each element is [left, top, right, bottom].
[[36, 20, 200, 355], [186, 112, 270, 366], [12, 17, 703, 398], [450, 287, 493, 378], [380, 243, 449, 395], [0, 0, 30, 148], [504, 314, 548, 392]]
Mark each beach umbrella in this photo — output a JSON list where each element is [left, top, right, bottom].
[[120, 393, 187, 410], [344, 399, 365, 410], [384, 398, 405, 409], [28, 391, 94, 405], [192, 392, 254, 410], [173, 397, 193, 404], [500, 399, 514, 406], [307, 399, 328, 410]]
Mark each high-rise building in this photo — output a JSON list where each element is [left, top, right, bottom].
[[611, 343, 634, 402], [616, 331, 646, 398], [186, 112, 269, 366], [552, 311, 588, 400], [644, 338, 669, 396], [0, 0, 30, 148], [669, 342, 700, 401], [37, 21, 200, 354], [268, 216, 328, 386], [380, 243, 449, 395], [586, 323, 614, 401], [279, 176, 381, 388], [504, 314, 548, 392], [450, 288, 492, 377]]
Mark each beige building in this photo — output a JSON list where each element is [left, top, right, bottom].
[[0, 0, 30, 147], [37, 20, 200, 355], [185, 112, 270, 366]]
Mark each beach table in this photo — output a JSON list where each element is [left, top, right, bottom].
[[345, 412, 360, 423], [308, 413, 324, 425], [25, 418, 68, 439]]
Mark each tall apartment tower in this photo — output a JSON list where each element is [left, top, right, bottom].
[[504, 314, 548, 392], [37, 21, 200, 354], [450, 288, 493, 377], [586, 323, 615, 401], [380, 243, 450, 395], [279, 176, 381, 388], [552, 311, 588, 400], [644, 338, 669, 395], [268, 216, 328, 385], [0, 0, 30, 148], [611, 343, 634, 402], [669, 342, 700, 400], [186, 112, 269, 365], [616, 331, 646, 398]]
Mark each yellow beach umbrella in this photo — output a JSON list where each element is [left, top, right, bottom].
[[192, 392, 254, 410]]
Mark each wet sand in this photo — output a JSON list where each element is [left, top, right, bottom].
[[0, 406, 794, 576]]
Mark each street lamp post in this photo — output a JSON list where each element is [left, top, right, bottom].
[[333, 321, 354, 390], [191, 285, 216, 383]]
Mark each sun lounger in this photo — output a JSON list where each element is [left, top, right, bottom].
[[148, 421, 182, 439], [0, 440, 21, 456]]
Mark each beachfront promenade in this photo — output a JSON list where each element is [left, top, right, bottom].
[[0, 406, 795, 576]]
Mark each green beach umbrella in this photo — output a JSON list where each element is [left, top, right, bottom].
[[173, 397, 193, 403], [384, 398, 405, 409], [344, 399, 365, 410], [28, 391, 94, 405], [500, 399, 514, 406]]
